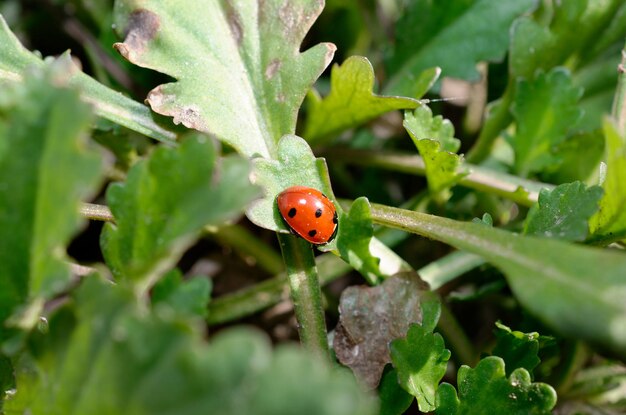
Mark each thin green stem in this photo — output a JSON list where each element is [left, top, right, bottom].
[[420, 251, 485, 290], [277, 233, 330, 361], [330, 149, 553, 206], [611, 43, 626, 136], [465, 80, 515, 163], [437, 301, 478, 366]]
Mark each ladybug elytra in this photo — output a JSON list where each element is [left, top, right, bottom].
[[277, 186, 338, 245]]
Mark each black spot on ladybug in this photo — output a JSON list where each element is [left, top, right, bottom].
[[315, 208, 322, 218], [308, 229, 317, 237], [288, 208, 297, 218]]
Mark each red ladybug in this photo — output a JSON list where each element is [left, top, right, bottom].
[[277, 186, 338, 245]]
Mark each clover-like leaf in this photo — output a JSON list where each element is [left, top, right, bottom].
[[303, 56, 431, 143], [0, 16, 177, 143], [524, 181, 603, 242], [435, 357, 557, 415], [0, 68, 103, 335], [333, 273, 440, 388], [151, 269, 211, 319], [5, 277, 376, 415], [511, 68, 583, 177], [403, 107, 466, 198], [384, 0, 535, 95], [101, 134, 259, 288], [390, 323, 451, 413], [113, 0, 335, 159], [589, 119, 626, 243]]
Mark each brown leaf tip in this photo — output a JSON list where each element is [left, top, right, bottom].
[[114, 8, 161, 62]]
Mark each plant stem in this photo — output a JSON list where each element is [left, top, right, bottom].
[[277, 233, 330, 361], [612, 43, 626, 136], [329, 149, 553, 206], [437, 301, 478, 366], [208, 254, 351, 325], [81, 203, 114, 221], [420, 251, 485, 290], [465, 80, 515, 163]]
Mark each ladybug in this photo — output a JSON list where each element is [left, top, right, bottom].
[[277, 186, 338, 245]]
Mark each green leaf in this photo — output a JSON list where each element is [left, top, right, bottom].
[[113, 0, 335, 158], [384, 0, 535, 95], [435, 357, 557, 414], [334, 198, 383, 285], [101, 134, 259, 289], [390, 324, 451, 412], [5, 277, 376, 415], [404, 106, 460, 153], [0, 69, 103, 334], [491, 322, 547, 377], [0, 16, 177, 143], [589, 119, 626, 242], [403, 107, 466, 198], [372, 205, 626, 359], [333, 274, 440, 388], [303, 56, 430, 143], [510, 1, 625, 79], [378, 367, 414, 415], [543, 130, 605, 184], [511, 68, 583, 177], [524, 182, 603, 242], [151, 269, 211, 319]]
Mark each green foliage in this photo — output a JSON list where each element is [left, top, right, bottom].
[[3, 0, 626, 413], [403, 106, 465, 198], [589, 119, 626, 242], [378, 367, 413, 415], [4, 277, 376, 415], [151, 269, 211, 319], [435, 357, 557, 414], [491, 322, 547, 377], [0, 16, 177, 143], [524, 181, 603, 241], [335, 197, 383, 285], [385, 0, 536, 94], [511, 68, 583, 177], [304, 56, 431, 143], [101, 134, 259, 289], [113, 0, 334, 159], [390, 324, 451, 412], [0, 68, 103, 335], [373, 206, 626, 359]]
